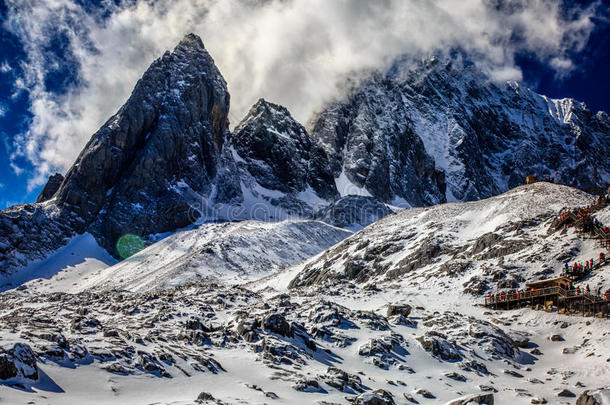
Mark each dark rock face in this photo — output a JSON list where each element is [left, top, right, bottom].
[[229, 99, 339, 211], [68, 33, 230, 253], [36, 173, 64, 202], [311, 58, 610, 204], [0, 33, 230, 271], [314, 195, 392, 229], [0, 343, 38, 381], [311, 80, 446, 207]]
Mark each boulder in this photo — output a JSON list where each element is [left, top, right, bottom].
[[576, 389, 610, 405], [448, 393, 494, 404], [416, 332, 461, 361], [557, 389, 576, 397], [352, 389, 395, 405], [386, 304, 412, 318], [236, 317, 260, 342], [416, 388, 436, 399], [324, 367, 364, 393], [263, 314, 292, 337], [196, 392, 215, 402], [0, 343, 38, 381], [508, 331, 530, 348]]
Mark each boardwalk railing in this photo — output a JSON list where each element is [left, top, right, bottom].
[[485, 286, 608, 306]]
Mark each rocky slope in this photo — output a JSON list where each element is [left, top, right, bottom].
[[287, 182, 608, 294], [311, 57, 610, 205], [1, 183, 609, 404]]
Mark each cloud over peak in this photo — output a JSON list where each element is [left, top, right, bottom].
[[3, 0, 601, 191]]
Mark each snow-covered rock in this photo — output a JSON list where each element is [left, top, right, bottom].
[[0, 343, 38, 382], [288, 182, 602, 292], [311, 58, 610, 205], [230, 99, 338, 207]]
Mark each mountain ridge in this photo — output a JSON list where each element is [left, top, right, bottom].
[[1, 34, 608, 287]]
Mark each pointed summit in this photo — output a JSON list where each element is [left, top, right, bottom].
[[230, 99, 338, 201], [176, 32, 206, 50], [0, 34, 231, 269]]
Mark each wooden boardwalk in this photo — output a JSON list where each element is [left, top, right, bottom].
[[484, 286, 610, 317], [553, 199, 610, 251], [484, 195, 610, 317]]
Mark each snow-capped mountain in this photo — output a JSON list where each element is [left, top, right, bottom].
[[0, 35, 341, 280], [0, 34, 231, 276], [2, 34, 609, 286], [311, 57, 610, 205], [1, 182, 609, 404]]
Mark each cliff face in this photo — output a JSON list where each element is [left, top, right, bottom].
[[227, 99, 339, 211], [0, 34, 231, 271], [58, 34, 230, 252], [2, 41, 609, 283], [311, 58, 610, 205]]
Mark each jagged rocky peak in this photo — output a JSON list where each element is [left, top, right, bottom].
[[55, 33, 230, 253], [311, 57, 610, 205], [311, 75, 447, 207], [0, 33, 232, 273], [230, 98, 339, 201], [36, 173, 64, 202]]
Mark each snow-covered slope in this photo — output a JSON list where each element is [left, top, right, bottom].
[[78, 219, 351, 292], [1, 183, 609, 404], [0, 233, 116, 293], [288, 182, 609, 295]]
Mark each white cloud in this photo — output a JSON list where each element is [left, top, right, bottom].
[[3, 0, 601, 191], [10, 162, 24, 176], [0, 103, 7, 117], [0, 61, 11, 73]]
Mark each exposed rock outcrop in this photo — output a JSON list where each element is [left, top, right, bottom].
[[311, 58, 610, 204], [36, 173, 64, 202]]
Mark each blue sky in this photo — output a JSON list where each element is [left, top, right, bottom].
[[0, 0, 609, 209]]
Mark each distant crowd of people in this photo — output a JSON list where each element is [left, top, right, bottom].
[[487, 285, 610, 304], [563, 252, 607, 277], [556, 198, 610, 236], [488, 191, 610, 307]]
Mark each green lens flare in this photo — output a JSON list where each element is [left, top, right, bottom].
[[116, 234, 146, 259]]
